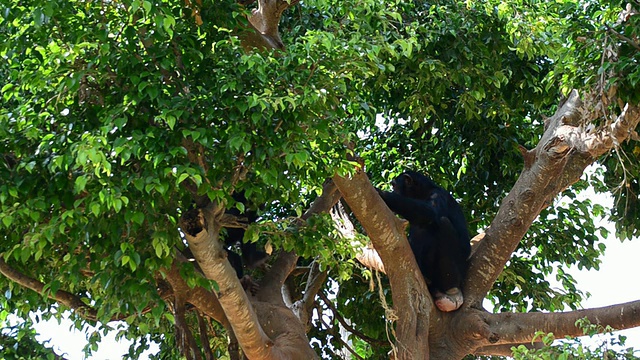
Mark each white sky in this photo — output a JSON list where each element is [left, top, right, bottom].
[[552, 187, 640, 350], [567, 234, 640, 349], [33, 319, 154, 359]]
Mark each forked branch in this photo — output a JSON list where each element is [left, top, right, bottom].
[[465, 91, 640, 307], [179, 204, 282, 359]]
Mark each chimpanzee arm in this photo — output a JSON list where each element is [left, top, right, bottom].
[[441, 197, 472, 246], [377, 190, 439, 224]]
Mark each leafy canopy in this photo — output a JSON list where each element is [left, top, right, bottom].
[[1, 0, 639, 358]]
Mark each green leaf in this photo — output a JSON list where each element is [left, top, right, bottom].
[[147, 86, 159, 100], [154, 243, 163, 258], [132, 211, 145, 225], [163, 15, 175, 38], [229, 134, 245, 151], [176, 173, 189, 185], [142, 0, 152, 14], [74, 175, 88, 193], [1, 83, 14, 94], [47, 281, 60, 296], [129, 255, 139, 271], [1, 215, 13, 228], [165, 114, 176, 130], [113, 198, 123, 213], [91, 203, 101, 217]]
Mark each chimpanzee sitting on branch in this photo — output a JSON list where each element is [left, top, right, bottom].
[[377, 171, 471, 312]]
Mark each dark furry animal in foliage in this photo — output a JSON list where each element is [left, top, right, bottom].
[[377, 171, 471, 312], [224, 192, 269, 279]]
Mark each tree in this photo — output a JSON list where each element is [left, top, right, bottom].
[[1, 0, 640, 358]]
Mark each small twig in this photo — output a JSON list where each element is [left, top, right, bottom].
[[197, 311, 214, 360], [317, 291, 387, 346], [302, 63, 317, 88], [230, 153, 248, 187], [294, 261, 327, 328], [174, 292, 202, 360], [318, 312, 366, 360], [606, 25, 640, 52]]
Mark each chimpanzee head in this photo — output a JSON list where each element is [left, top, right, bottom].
[[391, 171, 438, 199]]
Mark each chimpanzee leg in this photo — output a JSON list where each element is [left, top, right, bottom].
[[432, 216, 467, 312], [226, 250, 244, 278], [228, 248, 261, 294]]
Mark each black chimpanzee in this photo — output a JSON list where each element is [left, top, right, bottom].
[[224, 192, 269, 279], [377, 171, 471, 312]]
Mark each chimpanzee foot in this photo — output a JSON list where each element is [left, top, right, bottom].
[[434, 288, 464, 312]]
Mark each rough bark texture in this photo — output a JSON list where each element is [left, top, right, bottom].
[[240, 0, 293, 51], [481, 299, 640, 346], [163, 257, 230, 329], [331, 198, 388, 273], [467, 92, 640, 311], [179, 204, 318, 360]]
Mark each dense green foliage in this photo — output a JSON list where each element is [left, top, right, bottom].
[[1, 0, 639, 358]]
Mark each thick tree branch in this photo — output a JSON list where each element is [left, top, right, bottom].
[[470, 299, 640, 350], [256, 251, 298, 304], [331, 199, 387, 273], [162, 258, 230, 329], [356, 247, 386, 273], [465, 91, 640, 307], [303, 180, 342, 220], [173, 291, 203, 360], [333, 170, 431, 359], [0, 258, 100, 322], [248, 0, 290, 38], [180, 204, 319, 359], [241, 0, 298, 50], [196, 311, 215, 360], [177, 178, 340, 360], [179, 204, 278, 359], [164, 247, 238, 357], [584, 103, 640, 157], [254, 181, 341, 335]]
